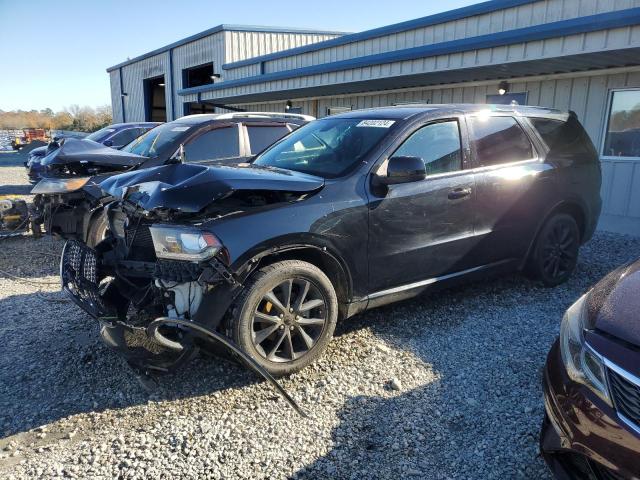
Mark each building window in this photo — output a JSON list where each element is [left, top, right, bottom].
[[184, 102, 215, 115], [183, 63, 215, 88], [603, 89, 640, 159]]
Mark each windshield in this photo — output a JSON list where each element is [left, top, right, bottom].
[[121, 122, 191, 158], [253, 118, 394, 178], [86, 127, 116, 143]]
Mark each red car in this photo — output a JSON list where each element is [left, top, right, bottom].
[[541, 259, 640, 479]]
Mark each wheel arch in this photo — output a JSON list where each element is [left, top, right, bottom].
[[521, 200, 587, 270], [239, 243, 353, 319]]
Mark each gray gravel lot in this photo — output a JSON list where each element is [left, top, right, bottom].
[[1, 162, 639, 479]]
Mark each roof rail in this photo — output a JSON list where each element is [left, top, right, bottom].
[[214, 112, 316, 121]]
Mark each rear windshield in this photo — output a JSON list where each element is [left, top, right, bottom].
[[121, 122, 191, 158], [253, 118, 393, 178]]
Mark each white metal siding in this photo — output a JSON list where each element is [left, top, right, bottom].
[[120, 53, 170, 122], [109, 70, 123, 123], [234, 0, 640, 76]]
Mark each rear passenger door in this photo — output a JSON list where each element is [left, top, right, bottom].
[[182, 124, 244, 165], [468, 114, 553, 264]]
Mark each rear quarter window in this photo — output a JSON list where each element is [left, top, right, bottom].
[[530, 117, 597, 160]]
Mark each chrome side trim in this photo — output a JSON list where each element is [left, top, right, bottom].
[[603, 356, 640, 436], [368, 259, 513, 300]]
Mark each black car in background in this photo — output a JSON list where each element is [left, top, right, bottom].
[[541, 259, 640, 479], [31, 112, 312, 245], [61, 104, 601, 375], [26, 123, 160, 183]]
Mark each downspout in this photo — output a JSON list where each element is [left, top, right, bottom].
[[119, 67, 126, 123], [168, 49, 175, 121]]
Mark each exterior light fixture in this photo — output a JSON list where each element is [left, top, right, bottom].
[[120, 93, 128, 97], [210, 73, 221, 80], [498, 81, 510, 95], [285, 100, 293, 111]]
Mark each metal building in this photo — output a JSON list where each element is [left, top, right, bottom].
[[108, 0, 640, 235]]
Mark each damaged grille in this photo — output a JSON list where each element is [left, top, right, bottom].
[[125, 222, 156, 262], [61, 240, 110, 318]]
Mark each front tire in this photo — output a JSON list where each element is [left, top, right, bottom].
[[230, 260, 338, 376], [86, 211, 109, 248], [528, 213, 580, 287]]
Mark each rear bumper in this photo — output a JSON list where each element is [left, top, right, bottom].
[[541, 340, 640, 479]]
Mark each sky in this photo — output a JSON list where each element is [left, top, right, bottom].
[[0, 0, 478, 112]]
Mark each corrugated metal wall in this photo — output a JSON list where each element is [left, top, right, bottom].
[[110, 30, 342, 122], [243, 0, 640, 76], [210, 21, 640, 101]]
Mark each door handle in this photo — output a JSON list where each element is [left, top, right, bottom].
[[448, 188, 472, 200]]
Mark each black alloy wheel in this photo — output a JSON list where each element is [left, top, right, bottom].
[[230, 260, 338, 376], [530, 213, 580, 287]]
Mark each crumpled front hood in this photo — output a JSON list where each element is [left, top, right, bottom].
[[41, 138, 147, 168], [100, 163, 324, 213], [588, 259, 640, 347]]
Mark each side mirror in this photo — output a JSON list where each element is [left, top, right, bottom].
[[376, 156, 426, 185], [103, 140, 113, 147]]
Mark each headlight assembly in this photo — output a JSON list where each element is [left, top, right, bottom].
[[149, 225, 222, 262], [31, 177, 91, 194], [559, 292, 610, 404]]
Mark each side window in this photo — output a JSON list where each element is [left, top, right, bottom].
[[469, 116, 534, 167], [184, 127, 240, 162], [109, 128, 142, 147], [393, 120, 462, 176], [530, 117, 597, 158], [246, 125, 291, 154]]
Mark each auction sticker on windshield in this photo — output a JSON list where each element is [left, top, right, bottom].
[[356, 120, 395, 128], [171, 126, 191, 132]]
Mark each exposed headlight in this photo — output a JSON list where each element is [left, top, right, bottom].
[[149, 225, 222, 262], [559, 292, 610, 404], [31, 177, 91, 194]]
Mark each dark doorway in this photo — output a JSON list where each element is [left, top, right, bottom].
[[144, 75, 167, 122], [184, 102, 216, 115]]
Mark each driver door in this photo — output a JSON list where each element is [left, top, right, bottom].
[[367, 117, 479, 293]]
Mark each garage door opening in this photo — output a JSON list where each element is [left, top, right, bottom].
[[184, 102, 216, 115], [144, 75, 167, 122]]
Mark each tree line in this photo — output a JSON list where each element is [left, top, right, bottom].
[[0, 105, 112, 132]]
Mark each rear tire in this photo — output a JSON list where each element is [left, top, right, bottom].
[[528, 213, 580, 287], [86, 211, 109, 248], [230, 260, 338, 377]]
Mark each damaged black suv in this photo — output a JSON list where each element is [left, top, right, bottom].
[[62, 105, 602, 376]]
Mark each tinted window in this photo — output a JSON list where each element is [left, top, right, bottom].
[[603, 89, 640, 158], [184, 127, 239, 162], [394, 121, 462, 176], [247, 125, 291, 154], [109, 128, 142, 147], [469, 116, 534, 166], [86, 127, 116, 143], [253, 118, 392, 178], [122, 122, 191, 157], [530, 117, 597, 158]]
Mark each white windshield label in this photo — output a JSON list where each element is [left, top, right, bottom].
[[356, 120, 395, 128], [171, 126, 190, 132]]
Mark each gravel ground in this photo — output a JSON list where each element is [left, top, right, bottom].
[[1, 162, 639, 479]]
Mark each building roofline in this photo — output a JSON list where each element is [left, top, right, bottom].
[[178, 7, 640, 97], [106, 24, 350, 72], [221, 0, 538, 71]]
